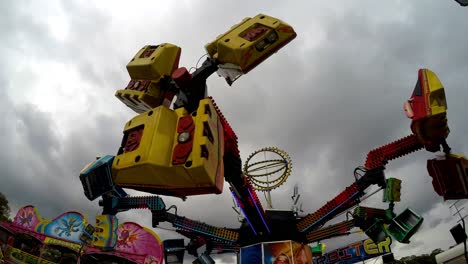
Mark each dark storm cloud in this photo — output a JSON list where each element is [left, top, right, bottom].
[[15, 104, 60, 158], [0, 0, 122, 218], [0, 96, 86, 217], [0, 52, 64, 215], [0, 101, 128, 218]]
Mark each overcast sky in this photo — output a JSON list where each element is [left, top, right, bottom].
[[2, 0, 468, 263]]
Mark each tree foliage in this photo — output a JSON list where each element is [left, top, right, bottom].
[[392, 249, 444, 264], [0, 192, 11, 222]]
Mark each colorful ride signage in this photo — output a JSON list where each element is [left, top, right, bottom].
[[313, 237, 392, 264], [44, 237, 82, 251], [240, 240, 313, 264]]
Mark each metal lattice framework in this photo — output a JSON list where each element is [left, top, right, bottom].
[[243, 147, 292, 191]]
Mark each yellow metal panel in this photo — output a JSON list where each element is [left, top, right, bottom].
[[410, 69, 449, 149], [205, 14, 296, 74], [175, 99, 224, 187], [112, 101, 224, 195], [126, 43, 181, 80], [424, 69, 447, 116], [92, 215, 118, 249], [115, 80, 170, 113], [112, 105, 189, 188]]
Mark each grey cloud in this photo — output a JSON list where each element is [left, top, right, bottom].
[[0, 96, 93, 217], [15, 104, 60, 159], [427, 217, 444, 229]]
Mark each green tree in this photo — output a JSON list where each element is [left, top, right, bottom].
[[0, 192, 11, 222], [392, 250, 441, 264], [430, 249, 444, 256]]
